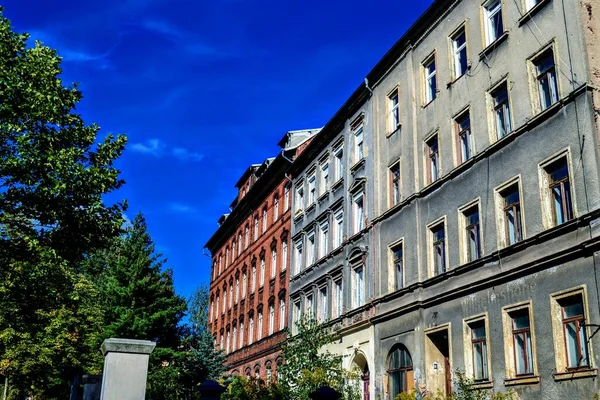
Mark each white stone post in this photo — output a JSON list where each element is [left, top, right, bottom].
[[99, 338, 156, 400]]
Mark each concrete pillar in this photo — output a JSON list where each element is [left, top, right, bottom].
[[99, 338, 156, 400]]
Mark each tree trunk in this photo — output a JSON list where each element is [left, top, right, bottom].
[[2, 375, 8, 400]]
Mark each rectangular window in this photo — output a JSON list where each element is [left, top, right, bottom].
[[282, 240, 288, 271], [353, 193, 365, 235], [334, 280, 343, 318], [492, 82, 511, 139], [318, 221, 329, 259], [354, 126, 364, 163], [511, 308, 534, 375], [502, 184, 523, 245], [470, 320, 489, 381], [456, 111, 473, 163], [254, 216, 259, 241], [431, 222, 446, 275], [279, 299, 286, 330], [388, 90, 400, 133], [295, 185, 304, 214], [561, 295, 589, 369], [269, 304, 274, 335], [294, 240, 303, 275], [451, 27, 468, 78], [333, 210, 344, 248], [427, 135, 440, 183], [390, 162, 401, 207], [235, 278, 240, 303], [424, 56, 437, 103], [306, 294, 314, 316], [262, 208, 268, 233], [391, 242, 404, 291], [292, 300, 301, 335], [484, 0, 504, 46], [546, 157, 573, 225], [308, 173, 316, 205], [271, 249, 277, 278], [334, 144, 344, 182], [535, 50, 558, 111], [320, 160, 329, 195], [353, 266, 365, 308], [284, 183, 290, 211], [251, 265, 256, 292], [239, 321, 244, 348], [463, 204, 482, 262], [242, 273, 247, 298], [249, 316, 254, 344], [257, 311, 263, 341], [260, 257, 265, 287], [273, 196, 279, 221], [245, 226, 249, 248], [307, 232, 315, 266], [319, 287, 328, 322]]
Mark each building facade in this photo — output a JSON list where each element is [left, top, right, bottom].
[[205, 129, 317, 379], [288, 0, 600, 399]]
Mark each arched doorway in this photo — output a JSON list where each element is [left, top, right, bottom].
[[351, 352, 370, 400], [387, 345, 414, 399]]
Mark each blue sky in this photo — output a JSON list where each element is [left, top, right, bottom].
[[4, 0, 434, 300]]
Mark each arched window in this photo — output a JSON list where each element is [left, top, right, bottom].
[[388, 345, 413, 398]]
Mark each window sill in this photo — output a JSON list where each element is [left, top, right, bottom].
[[331, 178, 344, 192], [479, 32, 509, 60], [446, 69, 468, 88], [293, 211, 304, 223], [386, 125, 402, 138], [518, 0, 552, 26], [422, 95, 438, 109], [554, 369, 597, 381], [504, 375, 540, 386], [306, 203, 316, 214], [470, 381, 493, 389], [350, 158, 366, 173], [317, 191, 329, 202]]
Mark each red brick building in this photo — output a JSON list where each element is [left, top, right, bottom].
[[205, 129, 317, 380]]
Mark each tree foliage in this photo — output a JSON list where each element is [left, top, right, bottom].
[[0, 8, 126, 398], [278, 316, 360, 400]]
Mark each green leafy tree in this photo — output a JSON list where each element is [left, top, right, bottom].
[[85, 214, 188, 400], [0, 8, 126, 398], [180, 285, 227, 385], [221, 376, 285, 400], [279, 315, 359, 400]]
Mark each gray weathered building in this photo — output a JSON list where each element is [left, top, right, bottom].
[[289, 0, 600, 399]]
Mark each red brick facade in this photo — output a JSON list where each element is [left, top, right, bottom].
[[206, 158, 293, 380]]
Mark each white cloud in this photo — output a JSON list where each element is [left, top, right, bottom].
[[172, 147, 204, 162], [130, 138, 165, 156], [168, 202, 197, 214]]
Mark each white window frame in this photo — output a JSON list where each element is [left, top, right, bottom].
[[427, 216, 448, 278], [294, 239, 303, 275], [352, 264, 365, 308], [501, 301, 538, 380], [268, 304, 275, 335], [271, 248, 277, 278], [334, 143, 344, 182], [333, 210, 344, 248], [306, 231, 315, 266], [388, 88, 400, 134], [320, 159, 329, 195], [273, 195, 279, 221], [483, 0, 504, 46], [260, 257, 265, 287], [451, 25, 468, 79], [353, 125, 364, 164], [295, 184, 304, 214], [319, 286, 328, 322], [352, 192, 365, 235], [494, 176, 525, 249], [279, 299, 286, 330], [318, 220, 329, 259], [423, 54, 437, 104], [282, 240, 288, 271], [308, 172, 316, 205], [458, 199, 483, 265]]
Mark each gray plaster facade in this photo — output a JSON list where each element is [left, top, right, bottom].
[[288, 0, 600, 399]]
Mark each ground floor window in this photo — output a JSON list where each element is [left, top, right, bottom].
[[388, 345, 413, 398]]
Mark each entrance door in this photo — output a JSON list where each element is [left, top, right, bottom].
[[425, 328, 452, 396], [362, 367, 370, 400]]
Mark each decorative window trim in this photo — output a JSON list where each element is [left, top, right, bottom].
[[537, 147, 576, 230], [501, 301, 539, 383], [427, 216, 448, 278], [448, 21, 469, 83], [388, 238, 405, 293], [550, 286, 595, 375], [494, 175, 525, 249], [421, 51, 438, 106], [458, 198, 483, 265], [463, 313, 493, 383], [527, 39, 560, 115], [486, 76, 513, 143]]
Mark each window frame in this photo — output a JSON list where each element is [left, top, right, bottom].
[[538, 149, 576, 230], [307, 171, 316, 206], [423, 53, 437, 105], [387, 345, 414, 398], [353, 124, 365, 164], [550, 287, 594, 376], [463, 314, 492, 382], [389, 239, 405, 292], [528, 43, 560, 114], [333, 209, 344, 249], [483, 0, 505, 46], [319, 158, 330, 196], [428, 217, 448, 277], [488, 79, 512, 141], [389, 160, 401, 207], [449, 23, 468, 80], [352, 192, 365, 235], [333, 142, 344, 183], [387, 87, 401, 134], [306, 230, 316, 267], [458, 199, 483, 265], [494, 177, 525, 249], [425, 133, 441, 185], [318, 220, 329, 259], [502, 302, 538, 381]]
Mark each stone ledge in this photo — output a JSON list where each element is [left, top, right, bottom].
[[101, 338, 156, 356], [553, 368, 598, 381]]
